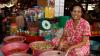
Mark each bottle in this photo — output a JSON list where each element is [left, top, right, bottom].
[[10, 23, 18, 35], [6, 17, 10, 35], [38, 10, 44, 19]]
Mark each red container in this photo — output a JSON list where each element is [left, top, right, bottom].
[[4, 36, 26, 44], [25, 36, 44, 43], [1, 42, 29, 56]]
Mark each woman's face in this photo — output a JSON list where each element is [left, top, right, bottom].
[[71, 6, 82, 20]]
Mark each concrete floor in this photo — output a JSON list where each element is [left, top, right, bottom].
[[0, 44, 4, 56], [0, 50, 4, 56]]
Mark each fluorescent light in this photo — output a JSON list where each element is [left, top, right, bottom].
[[88, 4, 96, 10]]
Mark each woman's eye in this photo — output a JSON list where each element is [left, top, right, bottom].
[[73, 11, 81, 13]]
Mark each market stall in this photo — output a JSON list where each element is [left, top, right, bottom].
[[0, 0, 70, 56]]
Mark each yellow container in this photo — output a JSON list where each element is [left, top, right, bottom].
[[44, 6, 54, 19]]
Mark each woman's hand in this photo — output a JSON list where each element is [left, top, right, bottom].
[[66, 47, 73, 55], [63, 30, 68, 37], [53, 45, 59, 50], [59, 40, 70, 52]]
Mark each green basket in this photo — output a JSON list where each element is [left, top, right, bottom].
[[57, 16, 70, 28]]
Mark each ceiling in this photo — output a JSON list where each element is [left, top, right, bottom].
[[0, 0, 10, 3]]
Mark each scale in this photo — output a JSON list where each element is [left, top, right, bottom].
[[41, 20, 51, 30]]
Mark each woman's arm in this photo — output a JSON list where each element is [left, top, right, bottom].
[[54, 30, 67, 49], [53, 28, 70, 50]]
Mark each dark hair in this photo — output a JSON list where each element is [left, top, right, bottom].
[[69, 3, 87, 19]]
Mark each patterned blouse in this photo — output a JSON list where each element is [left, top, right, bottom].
[[64, 18, 91, 56]]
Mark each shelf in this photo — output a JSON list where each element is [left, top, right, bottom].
[[91, 31, 100, 36]]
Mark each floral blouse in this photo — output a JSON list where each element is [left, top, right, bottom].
[[52, 18, 91, 56], [64, 18, 91, 56]]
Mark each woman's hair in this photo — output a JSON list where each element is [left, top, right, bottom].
[[69, 3, 87, 19]]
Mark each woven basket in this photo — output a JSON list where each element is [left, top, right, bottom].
[[29, 41, 54, 56]]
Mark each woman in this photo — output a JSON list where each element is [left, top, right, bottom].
[[53, 3, 91, 56]]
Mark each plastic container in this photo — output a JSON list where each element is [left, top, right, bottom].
[[43, 34, 52, 41], [90, 40, 100, 50], [1, 42, 29, 56], [10, 23, 18, 35], [4, 36, 26, 44]]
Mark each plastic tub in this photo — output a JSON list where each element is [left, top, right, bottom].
[[1, 42, 29, 56], [4, 36, 26, 44]]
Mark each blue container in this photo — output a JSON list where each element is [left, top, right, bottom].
[[90, 40, 100, 50], [43, 34, 52, 41]]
